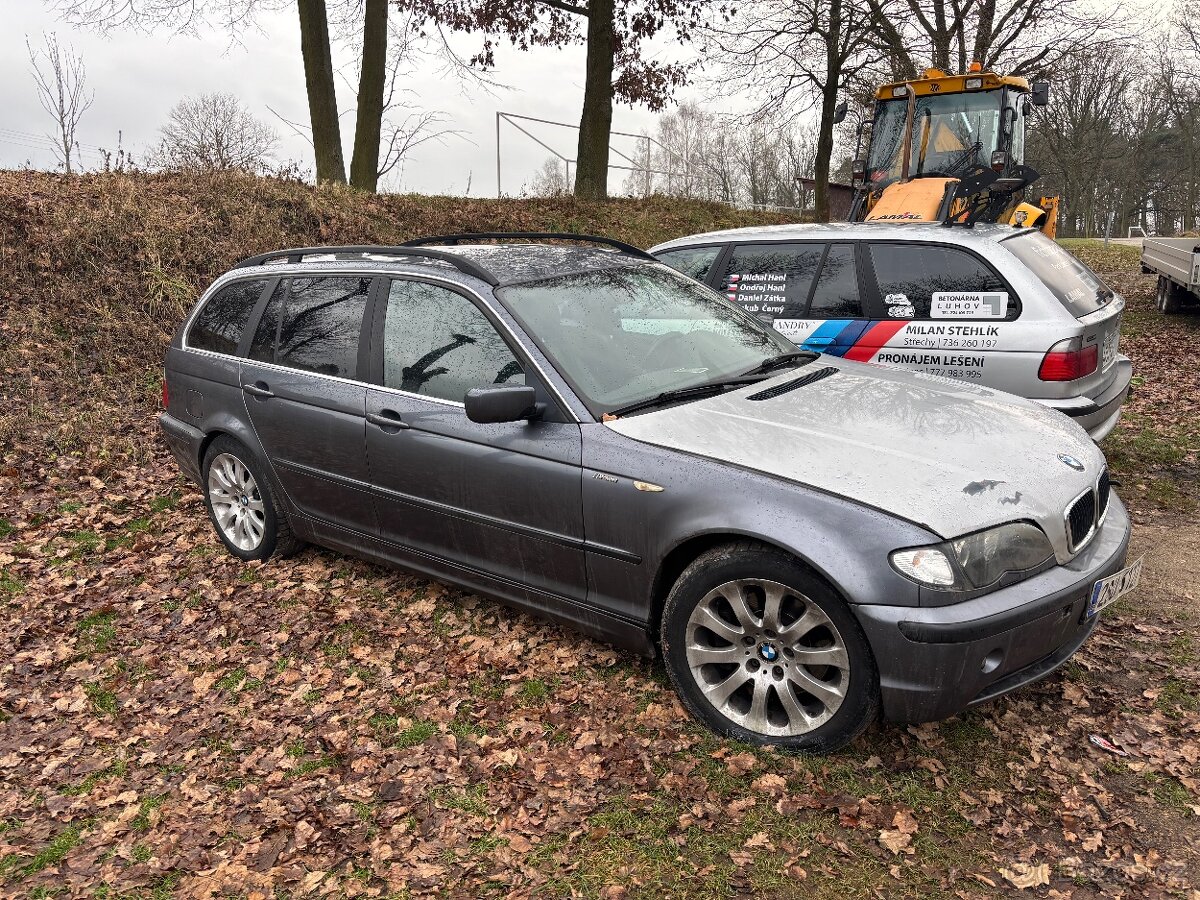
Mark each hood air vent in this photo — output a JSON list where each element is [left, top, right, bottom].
[[747, 366, 838, 401]]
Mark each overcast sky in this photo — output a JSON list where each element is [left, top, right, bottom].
[[2, 1, 764, 196]]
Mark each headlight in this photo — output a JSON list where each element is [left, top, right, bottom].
[[890, 522, 1054, 591], [951, 522, 1053, 588]]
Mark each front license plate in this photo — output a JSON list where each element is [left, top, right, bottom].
[[1087, 556, 1143, 618]]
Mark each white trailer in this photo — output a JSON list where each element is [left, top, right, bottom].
[[1141, 237, 1200, 313]]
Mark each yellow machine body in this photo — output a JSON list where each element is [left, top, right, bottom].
[[856, 67, 1059, 237], [864, 178, 956, 222], [873, 69, 1031, 101]]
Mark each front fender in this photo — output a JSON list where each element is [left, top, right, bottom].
[[581, 425, 933, 628]]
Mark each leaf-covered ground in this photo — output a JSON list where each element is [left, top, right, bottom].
[[1, 180, 1198, 899]]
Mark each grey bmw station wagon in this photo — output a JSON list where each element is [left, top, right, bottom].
[[160, 234, 1138, 751]]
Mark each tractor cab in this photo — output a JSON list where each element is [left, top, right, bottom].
[[848, 66, 1056, 235]]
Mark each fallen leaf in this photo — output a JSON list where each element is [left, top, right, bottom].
[[1000, 862, 1051, 890]]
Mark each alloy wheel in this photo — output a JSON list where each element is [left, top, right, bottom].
[[207, 452, 266, 552], [684, 578, 850, 738]]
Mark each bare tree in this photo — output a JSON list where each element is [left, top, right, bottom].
[[863, 0, 1119, 78], [27, 33, 93, 174], [528, 156, 570, 196], [47, 0, 467, 190], [154, 93, 279, 172], [623, 101, 820, 211], [705, 0, 880, 220]]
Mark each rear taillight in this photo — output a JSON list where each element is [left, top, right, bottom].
[[161, 376, 169, 409], [1038, 337, 1098, 381]]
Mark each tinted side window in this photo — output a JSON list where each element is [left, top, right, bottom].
[[869, 243, 1012, 320], [719, 243, 825, 324], [247, 278, 370, 376], [1005, 231, 1110, 317], [654, 247, 721, 282], [188, 279, 268, 354], [383, 280, 523, 403], [809, 245, 863, 318], [248, 281, 287, 363]]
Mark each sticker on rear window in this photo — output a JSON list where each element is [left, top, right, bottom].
[[931, 291, 1009, 319]]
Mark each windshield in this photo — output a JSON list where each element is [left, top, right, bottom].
[[867, 90, 1003, 186], [1005, 231, 1115, 317], [500, 265, 794, 415]]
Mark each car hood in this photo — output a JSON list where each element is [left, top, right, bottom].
[[606, 359, 1104, 561]]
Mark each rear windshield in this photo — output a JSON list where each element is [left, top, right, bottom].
[[1005, 231, 1114, 317]]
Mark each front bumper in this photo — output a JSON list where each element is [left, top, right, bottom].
[[1037, 356, 1132, 442], [855, 492, 1131, 723]]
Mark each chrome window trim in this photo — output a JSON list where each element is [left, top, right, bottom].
[[180, 266, 580, 422]]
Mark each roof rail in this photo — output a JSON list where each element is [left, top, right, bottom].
[[231, 245, 500, 286], [402, 232, 658, 262]]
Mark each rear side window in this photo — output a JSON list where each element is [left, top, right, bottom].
[[188, 279, 268, 354], [382, 280, 523, 403], [809, 244, 863, 318], [248, 281, 287, 364], [869, 243, 1013, 320], [719, 243, 825, 324], [654, 247, 721, 282], [247, 277, 371, 379], [1004, 232, 1113, 317]]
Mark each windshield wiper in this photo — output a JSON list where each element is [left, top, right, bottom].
[[606, 376, 765, 418], [742, 350, 819, 376]]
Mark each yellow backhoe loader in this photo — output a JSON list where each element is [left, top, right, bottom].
[[844, 64, 1058, 237]]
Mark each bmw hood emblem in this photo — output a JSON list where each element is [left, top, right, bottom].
[[1057, 454, 1085, 471]]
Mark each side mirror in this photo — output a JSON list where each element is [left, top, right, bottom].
[[464, 384, 541, 424], [832, 101, 848, 125], [1031, 81, 1050, 107]]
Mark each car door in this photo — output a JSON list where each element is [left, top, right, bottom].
[[238, 275, 377, 534], [364, 277, 587, 602], [857, 241, 1021, 383], [798, 243, 874, 356], [713, 242, 825, 343]]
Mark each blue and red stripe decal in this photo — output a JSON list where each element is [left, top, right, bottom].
[[800, 319, 908, 361]]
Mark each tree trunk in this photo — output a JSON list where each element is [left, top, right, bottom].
[[574, 0, 615, 200], [814, 0, 842, 222], [814, 85, 839, 222], [973, 0, 995, 66], [298, 0, 346, 184], [350, 0, 388, 191]]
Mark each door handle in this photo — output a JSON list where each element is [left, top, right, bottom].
[[806, 337, 834, 346], [367, 410, 410, 431], [242, 382, 274, 398]]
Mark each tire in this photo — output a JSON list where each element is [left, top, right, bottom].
[[1164, 280, 1184, 315], [1157, 276, 1184, 314], [661, 541, 880, 753], [201, 435, 302, 562]]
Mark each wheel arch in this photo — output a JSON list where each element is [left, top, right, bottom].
[[649, 531, 848, 643]]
